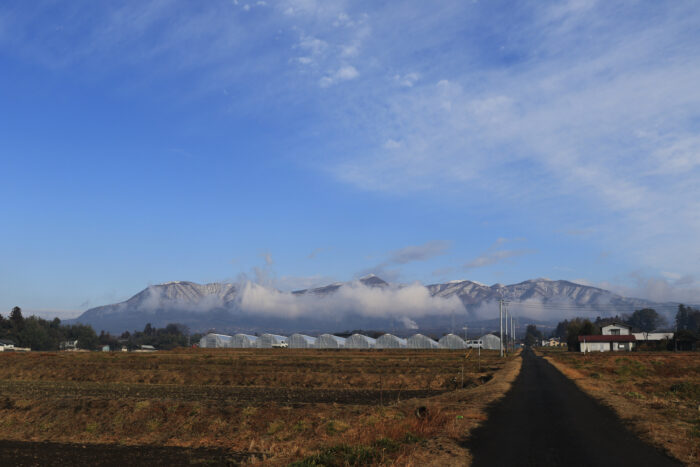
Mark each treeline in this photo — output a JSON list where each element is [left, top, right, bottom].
[[0, 307, 200, 351], [552, 304, 700, 351]]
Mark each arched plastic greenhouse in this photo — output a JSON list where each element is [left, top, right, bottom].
[[317, 334, 346, 349], [256, 333, 287, 348], [375, 334, 407, 349], [345, 334, 376, 349], [480, 333, 501, 350], [407, 333, 442, 349], [199, 333, 233, 348], [231, 333, 258, 348], [287, 334, 317, 348], [438, 333, 467, 349]]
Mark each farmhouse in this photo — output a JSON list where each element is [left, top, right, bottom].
[[578, 334, 635, 352]]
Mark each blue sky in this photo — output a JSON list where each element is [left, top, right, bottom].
[[1, 0, 699, 319]]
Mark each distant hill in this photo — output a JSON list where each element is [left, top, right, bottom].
[[72, 276, 678, 335]]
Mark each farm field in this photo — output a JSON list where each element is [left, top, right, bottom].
[[0, 348, 520, 465], [541, 349, 700, 466]]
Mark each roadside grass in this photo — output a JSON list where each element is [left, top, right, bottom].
[[542, 350, 700, 466]]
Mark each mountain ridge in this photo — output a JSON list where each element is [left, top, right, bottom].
[[73, 277, 679, 334]]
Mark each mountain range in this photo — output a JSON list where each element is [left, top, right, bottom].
[[72, 276, 679, 335]]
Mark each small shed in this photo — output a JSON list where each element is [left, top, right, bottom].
[[438, 334, 467, 349], [317, 334, 347, 349], [375, 334, 407, 349], [256, 333, 287, 348], [287, 334, 317, 348], [345, 334, 376, 349], [231, 334, 258, 348], [407, 334, 442, 349]]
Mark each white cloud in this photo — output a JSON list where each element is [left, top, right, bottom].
[[235, 279, 465, 319], [320, 65, 358, 87]]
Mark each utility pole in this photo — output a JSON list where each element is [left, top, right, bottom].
[[499, 299, 504, 357], [504, 302, 509, 356], [463, 326, 468, 341]]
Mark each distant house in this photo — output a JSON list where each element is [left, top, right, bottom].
[[601, 323, 631, 336], [578, 334, 635, 352], [632, 332, 674, 342], [133, 344, 156, 353]]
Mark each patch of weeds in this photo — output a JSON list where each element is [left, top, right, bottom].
[[267, 420, 284, 435], [401, 432, 422, 444], [146, 419, 160, 432], [589, 372, 601, 379], [670, 381, 700, 400], [292, 438, 401, 467], [241, 406, 257, 417], [293, 420, 307, 432], [625, 391, 645, 400], [615, 360, 648, 378], [134, 400, 151, 411], [326, 420, 350, 435], [84, 422, 98, 433]]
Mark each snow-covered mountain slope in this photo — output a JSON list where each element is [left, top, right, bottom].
[[73, 276, 669, 334]]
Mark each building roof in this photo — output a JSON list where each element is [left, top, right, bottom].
[[578, 335, 635, 342]]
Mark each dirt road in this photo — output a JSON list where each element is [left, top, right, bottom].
[[467, 349, 680, 466]]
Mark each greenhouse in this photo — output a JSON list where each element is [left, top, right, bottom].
[[317, 334, 346, 349], [199, 333, 233, 348], [345, 334, 376, 349], [375, 334, 407, 349], [480, 334, 501, 350], [287, 334, 317, 348], [231, 333, 258, 348], [256, 333, 288, 348], [407, 333, 442, 349], [438, 333, 468, 349]]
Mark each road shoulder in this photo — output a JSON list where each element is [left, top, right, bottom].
[[404, 352, 523, 466]]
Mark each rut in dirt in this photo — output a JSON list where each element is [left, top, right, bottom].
[[466, 349, 680, 467]]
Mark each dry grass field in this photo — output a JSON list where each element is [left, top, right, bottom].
[[541, 349, 700, 466], [0, 348, 520, 465]]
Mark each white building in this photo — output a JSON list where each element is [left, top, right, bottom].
[[438, 334, 467, 349], [407, 334, 442, 349], [231, 334, 258, 348], [579, 335, 635, 352], [375, 334, 407, 349], [479, 334, 501, 350], [601, 323, 631, 336], [317, 334, 346, 349], [199, 333, 233, 349], [345, 334, 376, 349], [287, 334, 317, 348], [632, 332, 674, 342]]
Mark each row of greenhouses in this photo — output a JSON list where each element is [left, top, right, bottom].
[[199, 332, 501, 350]]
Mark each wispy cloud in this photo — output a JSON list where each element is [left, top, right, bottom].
[[464, 239, 535, 270], [386, 240, 450, 264], [359, 240, 451, 280]]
